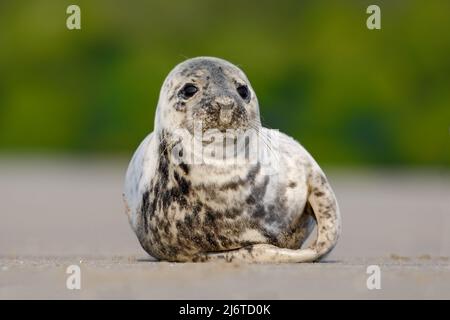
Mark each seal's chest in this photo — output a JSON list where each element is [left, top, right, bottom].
[[146, 162, 298, 258], [164, 187, 258, 251]]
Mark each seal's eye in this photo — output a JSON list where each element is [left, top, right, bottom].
[[179, 84, 198, 99], [237, 85, 250, 100]]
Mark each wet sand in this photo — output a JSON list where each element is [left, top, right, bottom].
[[0, 158, 449, 299]]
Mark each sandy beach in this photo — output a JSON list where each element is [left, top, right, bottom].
[[0, 158, 449, 299]]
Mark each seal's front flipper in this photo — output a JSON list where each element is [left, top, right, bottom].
[[304, 169, 341, 261], [203, 244, 317, 263]]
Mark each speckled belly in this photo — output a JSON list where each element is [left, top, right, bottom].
[[137, 160, 312, 261], [140, 193, 313, 261]]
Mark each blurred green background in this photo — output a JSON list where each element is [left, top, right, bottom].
[[0, 0, 449, 167]]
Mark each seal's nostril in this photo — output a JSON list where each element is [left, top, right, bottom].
[[218, 101, 235, 125]]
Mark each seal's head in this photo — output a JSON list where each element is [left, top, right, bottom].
[[155, 57, 260, 134]]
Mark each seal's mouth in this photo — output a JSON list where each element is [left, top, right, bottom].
[[211, 104, 248, 131], [187, 104, 249, 134]]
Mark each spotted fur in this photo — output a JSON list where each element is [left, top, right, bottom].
[[124, 57, 341, 263]]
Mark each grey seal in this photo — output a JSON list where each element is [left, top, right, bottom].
[[124, 57, 341, 262]]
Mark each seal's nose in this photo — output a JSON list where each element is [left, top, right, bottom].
[[215, 96, 235, 109], [215, 96, 235, 125]]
